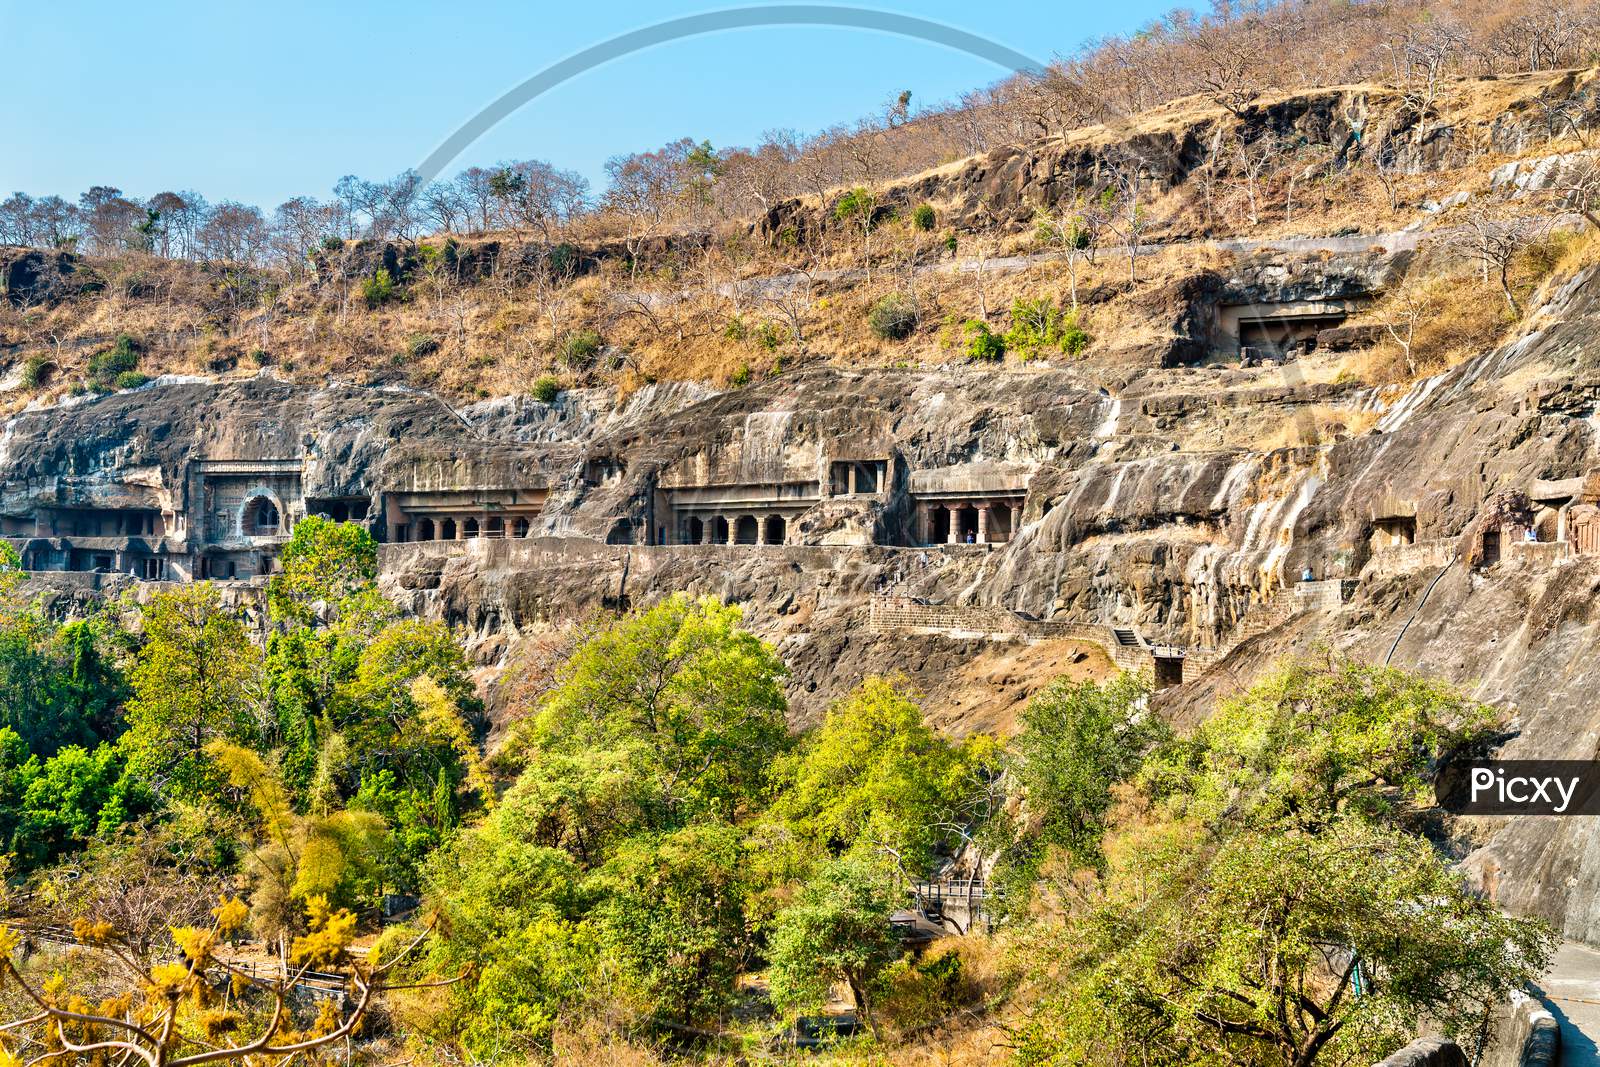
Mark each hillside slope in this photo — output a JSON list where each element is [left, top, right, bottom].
[[7, 69, 1600, 948]]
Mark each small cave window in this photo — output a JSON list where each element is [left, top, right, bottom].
[[764, 515, 787, 545], [734, 515, 760, 545], [513, 516, 530, 538], [463, 518, 480, 539], [486, 516, 504, 538], [415, 518, 435, 541], [242, 496, 280, 536], [1372, 516, 1417, 550], [829, 460, 887, 495]]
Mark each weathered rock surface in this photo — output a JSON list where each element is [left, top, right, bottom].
[[11, 248, 1600, 943]]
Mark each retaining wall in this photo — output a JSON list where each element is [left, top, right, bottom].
[[1481, 995, 1559, 1067], [1372, 1037, 1467, 1067], [865, 596, 1152, 674], [1505, 541, 1573, 566], [1362, 539, 1457, 580], [1293, 578, 1361, 612]]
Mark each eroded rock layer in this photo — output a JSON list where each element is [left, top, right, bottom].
[[8, 251, 1600, 939]]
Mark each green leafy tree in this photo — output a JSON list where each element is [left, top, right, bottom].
[[774, 676, 995, 876], [448, 916, 600, 1058], [1015, 817, 1556, 1067], [344, 621, 482, 843], [1144, 656, 1500, 832], [486, 742, 661, 868], [122, 583, 262, 799], [1012, 660, 1544, 1067], [267, 515, 384, 627], [264, 517, 476, 847], [767, 855, 902, 1037], [423, 789, 598, 1056], [13, 743, 150, 868], [592, 823, 751, 1026], [208, 740, 387, 938], [54, 616, 131, 744], [0, 729, 152, 871], [512, 594, 788, 843], [1007, 673, 1167, 878], [0, 549, 126, 756], [0, 614, 96, 754], [683, 139, 722, 214]]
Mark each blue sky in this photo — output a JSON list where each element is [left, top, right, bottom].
[[1, 0, 1173, 208]]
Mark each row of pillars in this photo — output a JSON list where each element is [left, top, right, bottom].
[[409, 514, 533, 541], [683, 513, 790, 546], [919, 501, 1021, 546]]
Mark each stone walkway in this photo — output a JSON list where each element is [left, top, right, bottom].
[[1535, 941, 1600, 1065]]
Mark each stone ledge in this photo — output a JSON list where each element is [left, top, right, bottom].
[[1372, 1037, 1467, 1067]]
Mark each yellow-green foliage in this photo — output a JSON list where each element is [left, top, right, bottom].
[[771, 676, 1001, 873], [412, 676, 495, 808], [206, 740, 387, 937], [123, 583, 263, 799]]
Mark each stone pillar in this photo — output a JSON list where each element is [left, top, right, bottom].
[[977, 505, 991, 545], [947, 507, 960, 545], [848, 464, 859, 495], [1009, 504, 1020, 540], [1560, 503, 1571, 543], [724, 517, 736, 546], [757, 517, 768, 545], [456, 517, 466, 540], [701, 519, 714, 545]]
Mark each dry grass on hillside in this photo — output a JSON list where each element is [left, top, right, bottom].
[[1250, 404, 1384, 452], [6, 70, 1599, 412], [1341, 225, 1597, 387]]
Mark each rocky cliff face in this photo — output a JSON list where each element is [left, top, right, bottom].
[[756, 69, 1598, 243], [7, 236, 1600, 939]]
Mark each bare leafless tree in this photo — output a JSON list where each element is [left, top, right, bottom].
[[1101, 152, 1151, 284], [1034, 197, 1099, 308], [1380, 274, 1444, 377], [603, 145, 687, 283], [1548, 152, 1600, 230], [763, 262, 815, 351], [1451, 205, 1546, 316]]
